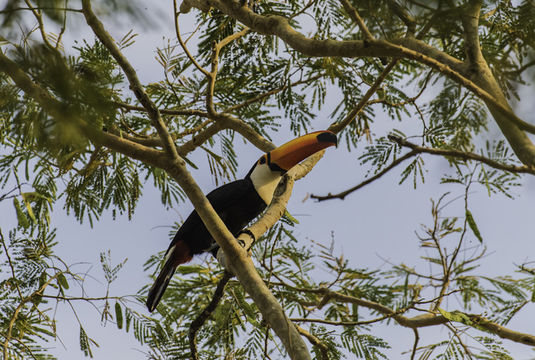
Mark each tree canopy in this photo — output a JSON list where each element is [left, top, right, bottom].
[[1, 0, 535, 359]]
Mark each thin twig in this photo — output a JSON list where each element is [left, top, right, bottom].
[[338, 0, 374, 40], [311, 149, 417, 201], [0, 230, 23, 301], [329, 60, 399, 134], [390, 136, 535, 175], [189, 271, 233, 360], [410, 329, 419, 360], [294, 325, 329, 360]]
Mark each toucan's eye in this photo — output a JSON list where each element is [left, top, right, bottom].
[[259, 156, 266, 164]]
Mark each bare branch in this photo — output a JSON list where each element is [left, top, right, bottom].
[[410, 329, 419, 360], [311, 149, 418, 201], [390, 135, 535, 174], [174, 1, 210, 77]]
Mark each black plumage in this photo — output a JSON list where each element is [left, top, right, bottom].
[[146, 176, 266, 312], [173, 177, 266, 256]]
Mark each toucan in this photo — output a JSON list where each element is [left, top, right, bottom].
[[146, 130, 337, 312]]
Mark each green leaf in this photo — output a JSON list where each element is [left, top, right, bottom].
[[466, 209, 483, 243], [13, 197, 30, 228], [21, 193, 37, 223], [115, 302, 123, 329], [57, 273, 69, 289], [283, 210, 299, 224]]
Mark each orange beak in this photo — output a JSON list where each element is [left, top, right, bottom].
[[268, 130, 337, 172]]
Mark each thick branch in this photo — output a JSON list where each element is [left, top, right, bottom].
[[461, 0, 483, 66]]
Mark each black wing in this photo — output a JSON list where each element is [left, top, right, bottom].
[[167, 178, 266, 255]]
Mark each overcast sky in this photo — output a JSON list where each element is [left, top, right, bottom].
[[1, 1, 535, 359]]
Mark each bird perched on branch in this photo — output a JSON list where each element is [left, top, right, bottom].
[[146, 130, 337, 312]]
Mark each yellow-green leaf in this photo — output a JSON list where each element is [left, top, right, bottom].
[[57, 273, 69, 289], [466, 209, 483, 243], [13, 198, 30, 228]]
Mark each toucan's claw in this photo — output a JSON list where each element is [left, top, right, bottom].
[[238, 229, 256, 251]]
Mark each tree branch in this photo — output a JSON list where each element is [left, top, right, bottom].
[[207, 27, 250, 114], [294, 325, 329, 360], [338, 0, 374, 40], [389, 135, 535, 174], [311, 149, 418, 201], [286, 286, 535, 346], [461, 0, 483, 67], [82, 0, 180, 161]]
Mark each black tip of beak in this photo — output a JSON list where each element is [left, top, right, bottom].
[[316, 131, 338, 147]]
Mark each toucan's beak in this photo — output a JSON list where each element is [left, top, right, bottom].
[[268, 130, 337, 172]]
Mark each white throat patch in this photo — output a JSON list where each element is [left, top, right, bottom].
[[249, 163, 283, 205]]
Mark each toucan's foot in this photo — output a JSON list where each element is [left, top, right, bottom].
[[237, 229, 256, 250]]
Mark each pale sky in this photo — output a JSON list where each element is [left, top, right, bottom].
[[1, 1, 535, 359]]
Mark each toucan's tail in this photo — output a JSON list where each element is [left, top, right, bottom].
[[146, 241, 193, 312]]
